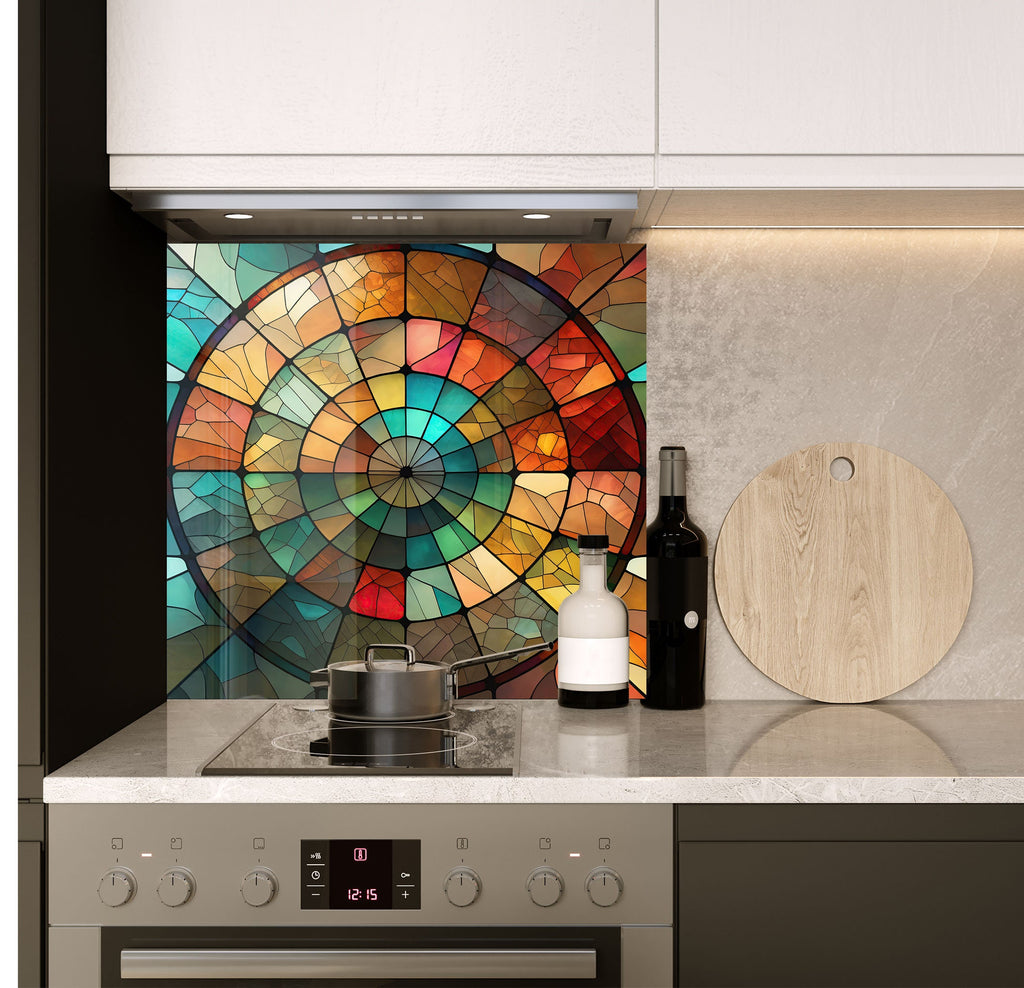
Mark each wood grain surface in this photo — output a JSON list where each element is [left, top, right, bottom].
[[714, 442, 972, 702]]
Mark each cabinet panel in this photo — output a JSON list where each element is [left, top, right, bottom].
[[677, 840, 1024, 987], [108, 153, 656, 192], [108, 0, 655, 156], [660, 0, 1024, 155], [19, 842, 42, 988]]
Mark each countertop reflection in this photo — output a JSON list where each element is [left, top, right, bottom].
[[522, 699, 1024, 779]]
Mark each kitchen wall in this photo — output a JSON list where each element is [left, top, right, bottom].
[[641, 228, 1024, 699]]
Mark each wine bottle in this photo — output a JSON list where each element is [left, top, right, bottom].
[[557, 534, 630, 708], [642, 447, 708, 709]]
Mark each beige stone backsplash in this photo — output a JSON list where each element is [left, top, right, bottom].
[[638, 228, 1024, 699]]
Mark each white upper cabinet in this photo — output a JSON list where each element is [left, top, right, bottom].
[[108, 0, 655, 162], [109, 0, 1024, 194], [659, 0, 1024, 155]]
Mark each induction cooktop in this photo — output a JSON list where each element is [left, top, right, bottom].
[[201, 700, 520, 776]]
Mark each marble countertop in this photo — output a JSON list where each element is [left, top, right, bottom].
[[43, 699, 1024, 804]]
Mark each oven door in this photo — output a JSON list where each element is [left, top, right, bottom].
[[99, 926, 623, 987]]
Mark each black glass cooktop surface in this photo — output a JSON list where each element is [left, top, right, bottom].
[[201, 701, 520, 775]]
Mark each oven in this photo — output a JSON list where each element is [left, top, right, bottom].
[[48, 803, 673, 987]]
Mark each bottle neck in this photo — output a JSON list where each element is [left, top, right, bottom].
[[578, 549, 608, 591], [659, 452, 688, 516], [659, 456, 687, 498]]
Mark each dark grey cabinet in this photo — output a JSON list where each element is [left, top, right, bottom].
[[19, 838, 42, 988], [675, 805, 1024, 988]]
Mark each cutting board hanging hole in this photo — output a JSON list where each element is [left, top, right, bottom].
[[830, 456, 854, 482]]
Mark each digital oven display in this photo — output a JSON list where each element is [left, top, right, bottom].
[[300, 839, 421, 909]]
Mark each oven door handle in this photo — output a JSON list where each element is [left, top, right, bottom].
[[121, 947, 598, 980]]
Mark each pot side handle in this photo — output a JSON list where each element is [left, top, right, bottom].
[[309, 668, 328, 689], [447, 640, 556, 697]]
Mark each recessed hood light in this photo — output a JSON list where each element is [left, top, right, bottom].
[[223, 212, 254, 220], [523, 213, 551, 220]]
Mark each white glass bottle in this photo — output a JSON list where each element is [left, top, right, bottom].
[[556, 534, 630, 708]]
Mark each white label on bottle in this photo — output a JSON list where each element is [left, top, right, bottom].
[[557, 637, 629, 690]]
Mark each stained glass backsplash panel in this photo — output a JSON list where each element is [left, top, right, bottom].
[[167, 243, 647, 699]]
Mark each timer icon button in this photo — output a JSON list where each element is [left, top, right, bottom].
[[241, 867, 278, 907], [444, 867, 481, 907]]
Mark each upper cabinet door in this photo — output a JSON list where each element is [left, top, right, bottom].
[[108, 0, 656, 156], [659, 0, 1024, 155]]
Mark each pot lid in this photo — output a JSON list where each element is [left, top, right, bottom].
[[328, 658, 442, 674]]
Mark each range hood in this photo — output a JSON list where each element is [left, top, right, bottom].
[[119, 190, 639, 243]]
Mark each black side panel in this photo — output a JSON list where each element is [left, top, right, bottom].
[[43, 0, 166, 770], [676, 806, 1024, 988], [17, 840, 43, 988], [19, 0, 44, 780], [678, 840, 1024, 988]]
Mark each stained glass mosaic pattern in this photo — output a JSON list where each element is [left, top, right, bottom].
[[168, 243, 647, 699]]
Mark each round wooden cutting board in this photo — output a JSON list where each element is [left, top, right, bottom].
[[714, 442, 972, 703]]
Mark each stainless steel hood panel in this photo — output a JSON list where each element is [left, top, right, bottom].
[[122, 190, 638, 242], [118, 186, 1024, 237]]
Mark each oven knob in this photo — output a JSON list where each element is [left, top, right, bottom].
[[157, 868, 196, 907], [444, 867, 481, 907], [97, 868, 136, 907], [526, 867, 564, 907], [585, 867, 623, 907], [240, 867, 278, 907]]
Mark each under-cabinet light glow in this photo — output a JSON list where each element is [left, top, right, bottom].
[[650, 224, 1024, 230], [224, 212, 253, 220]]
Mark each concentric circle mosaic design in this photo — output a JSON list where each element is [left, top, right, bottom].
[[167, 243, 647, 699]]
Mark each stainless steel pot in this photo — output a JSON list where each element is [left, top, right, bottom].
[[310, 641, 554, 722]]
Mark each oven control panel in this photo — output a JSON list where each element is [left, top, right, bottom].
[[300, 839, 421, 910], [49, 803, 673, 927]]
